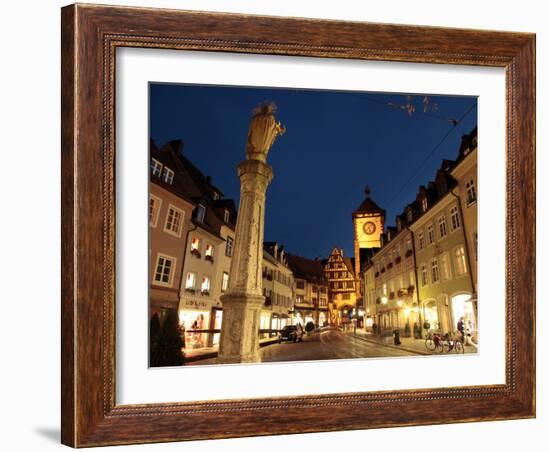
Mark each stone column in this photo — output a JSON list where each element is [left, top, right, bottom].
[[218, 103, 285, 364]]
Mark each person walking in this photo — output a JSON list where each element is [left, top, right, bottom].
[[457, 317, 465, 343]]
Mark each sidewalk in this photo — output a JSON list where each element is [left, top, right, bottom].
[[183, 336, 279, 364], [347, 329, 477, 355]]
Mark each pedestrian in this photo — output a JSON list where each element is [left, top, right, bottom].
[[457, 317, 465, 343]]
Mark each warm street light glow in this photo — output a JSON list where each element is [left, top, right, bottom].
[[381, 296, 388, 304]]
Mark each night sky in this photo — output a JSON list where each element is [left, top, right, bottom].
[[150, 83, 477, 259]]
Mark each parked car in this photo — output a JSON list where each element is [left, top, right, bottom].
[[278, 325, 304, 343]]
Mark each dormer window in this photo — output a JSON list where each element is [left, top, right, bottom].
[[212, 192, 220, 200], [162, 167, 174, 184], [223, 209, 230, 223], [466, 178, 477, 205], [150, 158, 163, 177], [397, 218, 402, 231], [421, 197, 428, 212], [195, 204, 206, 223], [406, 208, 413, 223]]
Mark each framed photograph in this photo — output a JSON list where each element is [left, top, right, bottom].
[[61, 3, 535, 447]]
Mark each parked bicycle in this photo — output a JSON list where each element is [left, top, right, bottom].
[[425, 332, 465, 354], [424, 332, 444, 353], [441, 332, 465, 354]]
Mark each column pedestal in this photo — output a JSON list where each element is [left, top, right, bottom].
[[217, 293, 265, 364]]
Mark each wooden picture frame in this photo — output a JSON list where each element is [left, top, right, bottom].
[[61, 3, 535, 447]]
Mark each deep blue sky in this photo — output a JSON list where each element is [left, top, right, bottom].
[[150, 83, 477, 259]]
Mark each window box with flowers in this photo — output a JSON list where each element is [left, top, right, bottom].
[[405, 249, 413, 258], [407, 285, 415, 295], [185, 288, 196, 294], [387, 262, 393, 270], [381, 268, 386, 274], [389, 292, 395, 300], [376, 297, 381, 305], [264, 297, 272, 307], [374, 271, 380, 278], [395, 256, 402, 264], [190, 248, 201, 258], [205, 255, 214, 263], [200, 290, 210, 296]]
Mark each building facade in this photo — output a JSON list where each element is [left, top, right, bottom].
[[370, 226, 419, 335], [409, 132, 478, 338], [362, 262, 377, 331], [323, 248, 357, 326], [260, 243, 294, 336], [287, 254, 330, 327], [149, 141, 195, 320]]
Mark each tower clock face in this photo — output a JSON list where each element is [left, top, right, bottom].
[[363, 221, 376, 235]]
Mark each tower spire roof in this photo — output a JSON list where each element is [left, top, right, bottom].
[[353, 187, 385, 214]]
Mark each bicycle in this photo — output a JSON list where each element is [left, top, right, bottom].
[[441, 333, 465, 354], [424, 332, 444, 353]]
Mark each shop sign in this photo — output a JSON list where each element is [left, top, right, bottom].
[[183, 299, 209, 310]]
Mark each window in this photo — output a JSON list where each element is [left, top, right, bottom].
[[454, 245, 468, 275], [164, 205, 184, 236], [200, 276, 211, 294], [150, 158, 162, 177], [409, 271, 415, 287], [438, 215, 447, 238], [346, 281, 353, 288], [418, 232, 425, 250], [296, 295, 304, 304], [421, 264, 429, 287], [149, 195, 161, 227], [431, 258, 440, 283], [406, 237, 412, 253], [153, 254, 175, 286], [466, 178, 477, 205], [396, 218, 402, 231], [473, 231, 478, 261], [221, 272, 229, 292], [195, 204, 206, 223], [382, 283, 387, 295], [342, 293, 350, 300], [407, 208, 413, 223], [190, 237, 200, 252], [162, 166, 174, 184], [440, 253, 452, 281], [225, 237, 233, 257], [205, 244, 213, 257], [427, 225, 435, 245], [450, 205, 461, 230], [185, 272, 196, 290], [296, 280, 305, 290], [223, 209, 230, 223], [212, 192, 220, 200], [421, 197, 428, 212]]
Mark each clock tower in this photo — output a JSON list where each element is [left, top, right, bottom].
[[352, 186, 385, 280]]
